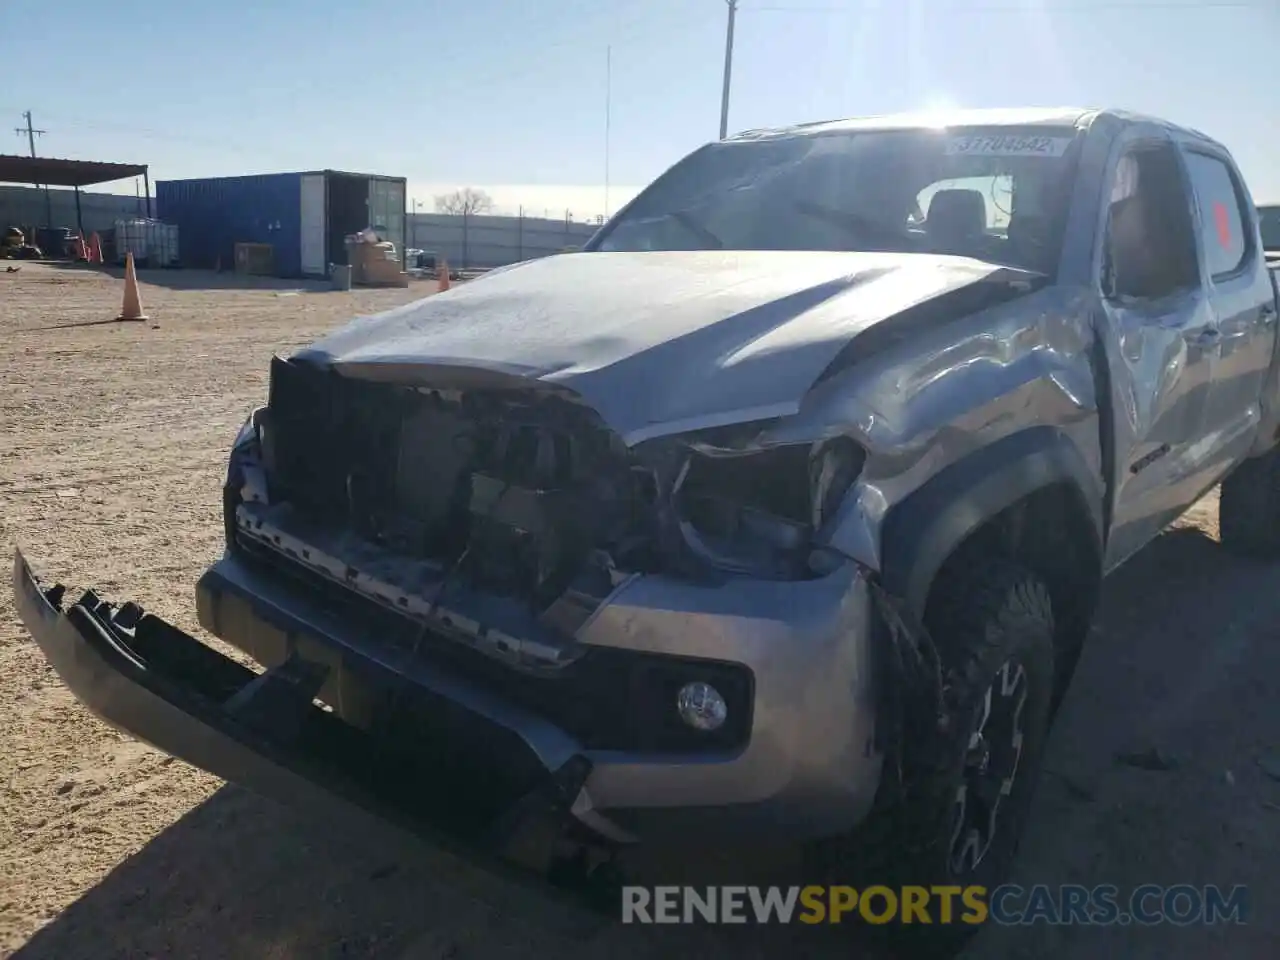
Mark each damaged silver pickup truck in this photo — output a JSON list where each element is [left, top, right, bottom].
[[14, 107, 1280, 950]]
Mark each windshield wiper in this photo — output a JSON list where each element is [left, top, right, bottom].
[[669, 209, 724, 249]]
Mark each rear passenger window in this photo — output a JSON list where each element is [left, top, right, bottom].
[[1184, 151, 1250, 278]]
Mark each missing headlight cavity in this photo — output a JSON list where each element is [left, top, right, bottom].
[[675, 437, 865, 577], [681, 445, 813, 528]]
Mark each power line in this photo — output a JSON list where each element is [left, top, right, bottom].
[[722, 0, 1265, 130], [436, 1, 719, 102], [33, 116, 249, 153], [745, 1, 1263, 10], [36, 0, 705, 164]]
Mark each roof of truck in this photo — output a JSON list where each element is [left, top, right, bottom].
[[726, 106, 1224, 149]]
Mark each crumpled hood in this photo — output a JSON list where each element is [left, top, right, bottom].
[[293, 250, 1020, 445]]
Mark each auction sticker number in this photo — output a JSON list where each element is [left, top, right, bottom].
[[945, 135, 1073, 158]]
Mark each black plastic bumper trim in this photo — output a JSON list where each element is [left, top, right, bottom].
[[10, 548, 616, 909]]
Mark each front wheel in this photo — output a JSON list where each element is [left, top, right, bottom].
[[815, 559, 1056, 956]]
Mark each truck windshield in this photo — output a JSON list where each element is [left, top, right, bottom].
[[588, 126, 1084, 275]]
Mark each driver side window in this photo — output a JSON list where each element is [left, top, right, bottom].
[[1102, 142, 1200, 301]]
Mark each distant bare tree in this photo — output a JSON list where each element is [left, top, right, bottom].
[[434, 187, 494, 216]]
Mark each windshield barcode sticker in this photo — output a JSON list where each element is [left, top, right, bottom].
[[945, 135, 1073, 157]]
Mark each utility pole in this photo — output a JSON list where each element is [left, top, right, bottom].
[[17, 111, 43, 158], [605, 45, 612, 219], [15, 111, 53, 228], [719, 0, 738, 140]]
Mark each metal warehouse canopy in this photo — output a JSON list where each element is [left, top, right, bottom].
[[0, 154, 148, 188]]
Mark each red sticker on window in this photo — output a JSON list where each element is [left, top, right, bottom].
[[1213, 201, 1232, 249]]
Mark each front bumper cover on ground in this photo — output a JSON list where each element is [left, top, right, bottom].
[[9, 548, 620, 910]]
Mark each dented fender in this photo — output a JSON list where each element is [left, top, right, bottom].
[[754, 284, 1105, 586], [877, 427, 1105, 618]]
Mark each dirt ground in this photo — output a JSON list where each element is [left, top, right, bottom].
[[1, 262, 1278, 959]]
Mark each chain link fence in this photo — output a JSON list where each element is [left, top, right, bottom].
[[2, 186, 608, 271], [408, 209, 601, 269]]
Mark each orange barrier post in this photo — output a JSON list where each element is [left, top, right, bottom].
[[116, 252, 148, 322], [437, 258, 451, 292]]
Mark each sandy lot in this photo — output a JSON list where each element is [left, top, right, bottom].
[[2, 262, 1278, 959]]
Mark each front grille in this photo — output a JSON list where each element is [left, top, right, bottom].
[[253, 356, 751, 754], [233, 533, 754, 755]]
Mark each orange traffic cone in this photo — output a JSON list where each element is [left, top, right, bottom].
[[89, 233, 103, 264], [437, 258, 450, 292], [117, 252, 148, 322]]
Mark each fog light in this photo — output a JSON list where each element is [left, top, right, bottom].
[[677, 681, 728, 732]]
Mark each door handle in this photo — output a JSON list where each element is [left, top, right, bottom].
[[1185, 327, 1220, 346], [1261, 305, 1278, 325]]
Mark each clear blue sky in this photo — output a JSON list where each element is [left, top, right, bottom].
[[3, 0, 1277, 218]]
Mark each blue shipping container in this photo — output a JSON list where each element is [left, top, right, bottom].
[[157, 173, 304, 277]]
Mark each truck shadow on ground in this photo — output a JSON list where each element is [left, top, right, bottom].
[[13, 526, 1280, 960]]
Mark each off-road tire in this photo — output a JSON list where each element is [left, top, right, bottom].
[[813, 558, 1056, 957], [1219, 448, 1280, 559]]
